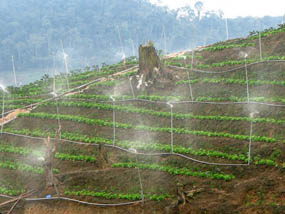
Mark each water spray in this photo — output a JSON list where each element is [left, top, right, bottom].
[[11, 56, 17, 86], [248, 111, 259, 165], [131, 39, 136, 57], [244, 54, 250, 103], [0, 84, 7, 135], [183, 55, 194, 101], [167, 102, 174, 153], [128, 76, 136, 99], [117, 26, 126, 64], [129, 148, 144, 203], [52, 55, 61, 139], [225, 18, 229, 40], [110, 96, 116, 146], [163, 25, 167, 55], [61, 41, 70, 91]]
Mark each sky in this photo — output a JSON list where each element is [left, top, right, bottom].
[[148, 0, 285, 18]]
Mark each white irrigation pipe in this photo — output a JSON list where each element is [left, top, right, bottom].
[[168, 60, 285, 74], [0, 65, 139, 117], [61, 96, 285, 108], [1, 132, 249, 166], [0, 194, 143, 207]]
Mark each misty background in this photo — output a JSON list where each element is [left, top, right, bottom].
[[0, 0, 283, 85]]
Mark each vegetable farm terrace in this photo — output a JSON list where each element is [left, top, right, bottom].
[[0, 25, 285, 214]]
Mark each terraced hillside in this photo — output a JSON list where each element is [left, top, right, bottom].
[[0, 25, 285, 214]]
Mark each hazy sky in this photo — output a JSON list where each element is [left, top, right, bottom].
[[149, 0, 285, 18]]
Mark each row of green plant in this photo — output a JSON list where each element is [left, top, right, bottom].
[[0, 186, 24, 196], [194, 96, 285, 104], [17, 112, 279, 143], [0, 160, 44, 174], [68, 93, 183, 101], [176, 77, 285, 87], [203, 43, 255, 51], [249, 24, 285, 40], [69, 92, 285, 105], [167, 55, 285, 69], [0, 144, 96, 163], [64, 190, 171, 201], [54, 153, 96, 162], [4, 128, 279, 167], [5, 98, 43, 105], [43, 100, 285, 125], [112, 162, 235, 181]]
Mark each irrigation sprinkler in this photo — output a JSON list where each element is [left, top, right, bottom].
[[167, 102, 174, 153], [244, 54, 250, 103], [110, 96, 116, 146], [248, 111, 259, 165], [129, 148, 145, 203], [225, 18, 229, 40], [128, 76, 136, 99], [11, 56, 17, 86], [0, 85, 7, 136], [183, 55, 194, 101]]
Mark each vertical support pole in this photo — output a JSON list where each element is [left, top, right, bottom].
[[61, 41, 70, 91], [135, 151, 144, 203], [245, 60, 250, 103], [111, 96, 116, 146], [168, 102, 174, 153], [1, 91, 5, 135], [248, 121, 253, 165], [163, 25, 167, 55], [11, 56, 17, 86], [225, 18, 229, 40], [258, 19, 263, 62]]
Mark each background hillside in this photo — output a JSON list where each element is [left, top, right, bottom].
[[0, 0, 283, 85]]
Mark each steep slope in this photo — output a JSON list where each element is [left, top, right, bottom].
[[0, 25, 285, 214]]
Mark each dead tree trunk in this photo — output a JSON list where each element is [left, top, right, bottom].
[[136, 42, 164, 90], [136, 41, 172, 91], [138, 41, 162, 81]]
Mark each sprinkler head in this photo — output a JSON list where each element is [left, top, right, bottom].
[[50, 91, 58, 97], [129, 148, 137, 154], [250, 111, 259, 118], [0, 84, 7, 93], [38, 157, 45, 162], [167, 102, 174, 108], [110, 96, 115, 102]]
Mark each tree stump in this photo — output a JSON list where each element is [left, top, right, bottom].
[[135, 41, 173, 92], [136, 41, 164, 90]]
